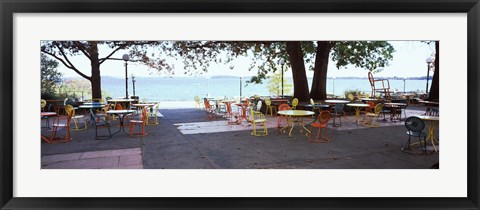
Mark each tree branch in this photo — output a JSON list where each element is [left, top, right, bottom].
[[43, 44, 91, 80], [99, 45, 126, 64], [73, 41, 92, 60]]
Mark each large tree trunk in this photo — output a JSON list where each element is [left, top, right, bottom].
[[310, 41, 334, 100], [286, 41, 310, 102], [428, 41, 439, 101], [89, 42, 102, 99]]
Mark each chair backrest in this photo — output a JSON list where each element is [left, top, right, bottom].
[[278, 103, 291, 111], [265, 98, 271, 106], [347, 94, 354, 101], [64, 105, 74, 124], [203, 98, 210, 109], [310, 98, 315, 105], [141, 107, 148, 121], [226, 101, 233, 114], [373, 103, 383, 114], [366, 101, 375, 111], [405, 116, 425, 132], [318, 110, 332, 124], [333, 104, 344, 113], [292, 98, 299, 109], [64, 104, 75, 116], [41, 99, 47, 111], [115, 103, 123, 110]]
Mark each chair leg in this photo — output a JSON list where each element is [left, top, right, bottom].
[[263, 122, 268, 135]]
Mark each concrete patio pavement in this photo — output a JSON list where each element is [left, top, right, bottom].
[[40, 105, 439, 169]]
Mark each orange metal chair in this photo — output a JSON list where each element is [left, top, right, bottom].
[[226, 102, 241, 125], [308, 110, 332, 143], [203, 98, 218, 120], [129, 107, 148, 137], [277, 103, 291, 129], [368, 71, 391, 100], [50, 107, 74, 142]]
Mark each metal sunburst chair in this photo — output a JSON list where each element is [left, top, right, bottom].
[[65, 104, 87, 131], [308, 110, 332, 143], [363, 103, 383, 127], [277, 103, 291, 129], [330, 103, 345, 127], [402, 116, 427, 154]]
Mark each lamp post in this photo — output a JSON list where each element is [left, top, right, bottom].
[[425, 57, 433, 94], [279, 58, 285, 98], [122, 54, 129, 99], [403, 77, 406, 93], [240, 76, 242, 100], [131, 73, 136, 97], [332, 76, 336, 97]]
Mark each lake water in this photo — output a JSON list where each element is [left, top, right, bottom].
[[101, 76, 429, 101]]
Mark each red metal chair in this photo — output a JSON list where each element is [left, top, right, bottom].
[[203, 98, 218, 120], [50, 107, 74, 143], [226, 102, 241, 125], [129, 107, 148, 137], [308, 110, 332, 143], [277, 103, 291, 129]]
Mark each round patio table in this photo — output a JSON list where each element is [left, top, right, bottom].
[[106, 110, 136, 136], [416, 115, 439, 152], [324, 100, 350, 104], [79, 104, 106, 123], [277, 110, 315, 138], [346, 103, 370, 125]]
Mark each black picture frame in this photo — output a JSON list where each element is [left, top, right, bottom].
[[1, 0, 479, 209]]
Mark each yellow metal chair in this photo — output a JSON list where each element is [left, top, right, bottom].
[[41, 99, 47, 111], [194, 95, 203, 110], [291, 98, 299, 110], [146, 103, 160, 125], [249, 101, 268, 136], [347, 93, 354, 101], [363, 103, 383, 127], [65, 104, 87, 131], [264, 98, 276, 116]]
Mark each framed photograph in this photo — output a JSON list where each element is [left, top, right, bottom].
[[1, 0, 479, 209]]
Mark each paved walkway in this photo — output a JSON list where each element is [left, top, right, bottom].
[[41, 148, 143, 169]]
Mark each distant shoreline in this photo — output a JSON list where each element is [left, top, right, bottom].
[[65, 75, 433, 80]]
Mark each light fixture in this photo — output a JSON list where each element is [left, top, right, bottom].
[[279, 58, 285, 98], [425, 57, 433, 94], [122, 54, 129, 99]]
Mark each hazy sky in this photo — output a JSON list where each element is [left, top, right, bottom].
[[53, 41, 436, 79]]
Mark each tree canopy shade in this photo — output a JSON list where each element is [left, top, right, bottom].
[[41, 40, 395, 101], [41, 41, 170, 99], [40, 54, 62, 99]]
